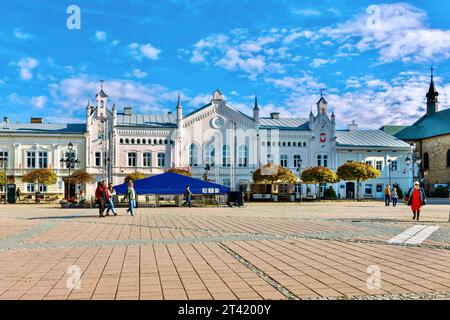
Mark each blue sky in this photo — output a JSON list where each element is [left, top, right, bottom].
[[1, 0, 450, 129]]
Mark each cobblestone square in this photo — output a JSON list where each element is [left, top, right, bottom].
[[0, 201, 449, 300]]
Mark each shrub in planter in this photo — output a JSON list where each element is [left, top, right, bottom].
[[323, 187, 337, 200], [432, 186, 449, 198]]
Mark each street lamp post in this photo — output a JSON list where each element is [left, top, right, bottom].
[[387, 159, 392, 186], [296, 158, 303, 203], [60, 142, 80, 200], [404, 143, 422, 188], [204, 164, 210, 181], [0, 158, 7, 204]]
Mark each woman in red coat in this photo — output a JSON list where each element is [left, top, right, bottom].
[[404, 181, 426, 221]]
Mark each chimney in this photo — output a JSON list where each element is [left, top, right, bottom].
[[3, 117, 8, 123], [270, 112, 280, 119], [30, 117, 43, 124], [124, 107, 132, 116], [347, 120, 358, 131]]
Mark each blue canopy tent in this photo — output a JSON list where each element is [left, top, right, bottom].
[[114, 172, 230, 195]]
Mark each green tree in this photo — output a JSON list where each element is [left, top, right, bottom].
[[166, 168, 192, 177], [124, 171, 146, 183], [252, 163, 298, 184], [337, 162, 381, 200], [22, 169, 58, 192], [301, 167, 339, 200]]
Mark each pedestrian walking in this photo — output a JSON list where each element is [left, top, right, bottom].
[[391, 187, 399, 207], [105, 183, 117, 216], [183, 186, 193, 208], [384, 185, 391, 206], [126, 181, 136, 216], [404, 181, 426, 221], [16, 188, 21, 202], [95, 181, 108, 218]]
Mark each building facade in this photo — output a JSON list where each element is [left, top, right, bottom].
[[0, 118, 86, 200], [382, 72, 450, 194], [0, 87, 414, 201]]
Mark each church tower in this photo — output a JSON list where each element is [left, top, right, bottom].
[[96, 81, 108, 120], [426, 67, 439, 116]]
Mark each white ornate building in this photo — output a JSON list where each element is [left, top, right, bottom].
[[0, 86, 415, 200]]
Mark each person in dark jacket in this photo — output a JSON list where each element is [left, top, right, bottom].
[[183, 186, 193, 208], [95, 181, 108, 218], [404, 181, 426, 221]]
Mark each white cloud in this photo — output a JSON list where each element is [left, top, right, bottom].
[[266, 72, 450, 129], [13, 57, 39, 80], [49, 77, 178, 114], [129, 43, 161, 60], [187, 93, 212, 107], [93, 31, 107, 42], [125, 68, 148, 79], [320, 3, 450, 63], [310, 58, 336, 68], [31, 96, 47, 108]]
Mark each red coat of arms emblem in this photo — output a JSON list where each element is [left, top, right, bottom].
[[320, 133, 326, 143]]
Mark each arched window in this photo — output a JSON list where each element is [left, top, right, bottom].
[[142, 139, 146, 144], [423, 152, 430, 170], [447, 149, 450, 167], [238, 145, 248, 167], [119, 138, 124, 144], [153, 139, 157, 144], [222, 145, 230, 167], [137, 139, 141, 144], [131, 139, 135, 144], [164, 139, 168, 145], [159, 139, 163, 145], [204, 144, 215, 167], [293, 155, 302, 168], [293, 142, 297, 147], [189, 144, 198, 167], [125, 139, 129, 144]]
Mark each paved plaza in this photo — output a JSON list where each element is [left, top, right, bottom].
[[0, 201, 449, 300]]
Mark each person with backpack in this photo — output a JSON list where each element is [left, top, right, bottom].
[[404, 181, 426, 221], [391, 186, 399, 207]]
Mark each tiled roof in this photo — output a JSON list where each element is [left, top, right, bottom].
[[0, 123, 86, 134], [394, 108, 450, 140], [336, 130, 411, 149], [379, 125, 408, 136], [117, 113, 177, 128], [259, 118, 310, 130]]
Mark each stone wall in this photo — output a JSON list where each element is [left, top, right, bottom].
[[421, 134, 450, 188]]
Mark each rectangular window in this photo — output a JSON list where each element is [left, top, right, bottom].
[[157, 153, 165, 167], [293, 155, 302, 168], [95, 152, 102, 167], [391, 160, 398, 171], [323, 155, 328, 168], [280, 155, 288, 167], [143, 153, 152, 167], [376, 161, 383, 171], [222, 179, 231, 187], [128, 152, 137, 167], [365, 184, 373, 195], [294, 184, 301, 193], [365, 160, 373, 167], [376, 184, 383, 193], [26, 151, 36, 168], [27, 183, 35, 193], [39, 185, 47, 193], [317, 155, 322, 167], [0, 151, 8, 165], [38, 151, 48, 169]]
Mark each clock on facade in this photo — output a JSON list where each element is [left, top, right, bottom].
[[211, 116, 225, 129]]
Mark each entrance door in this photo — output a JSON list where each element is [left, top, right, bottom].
[[346, 182, 355, 199], [64, 183, 76, 199]]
